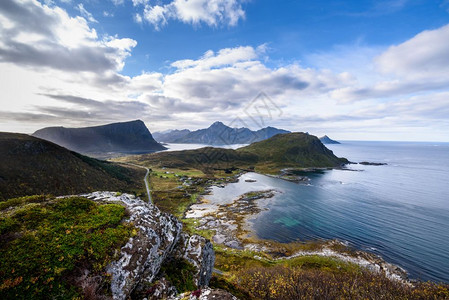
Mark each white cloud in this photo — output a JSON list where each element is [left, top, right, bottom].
[[144, 46, 352, 117], [132, 0, 149, 6], [76, 3, 98, 23], [141, 0, 245, 30], [330, 24, 449, 103], [134, 13, 143, 24], [376, 24, 449, 79], [143, 5, 168, 30], [0, 0, 136, 72], [103, 11, 114, 17], [111, 0, 125, 5]]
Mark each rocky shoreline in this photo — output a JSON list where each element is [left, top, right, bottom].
[[191, 190, 278, 249], [184, 174, 410, 284]]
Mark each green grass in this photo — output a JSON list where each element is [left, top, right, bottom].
[[159, 258, 197, 293], [181, 218, 215, 240], [0, 195, 50, 211], [0, 196, 134, 299]]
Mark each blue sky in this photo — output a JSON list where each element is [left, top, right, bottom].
[[64, 0, 449, 75], [1, 0, 449, 141]]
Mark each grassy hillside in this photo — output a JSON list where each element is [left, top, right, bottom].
[[0, 132, 145, 200], [120, 147, 259, 174], [238, 132, 348, 173], [0, 195, 133, 298], [118, 132, 348, 176]]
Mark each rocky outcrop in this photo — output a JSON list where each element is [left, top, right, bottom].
[[172, 233, 215, 287], [359, 161, 387, 166], [81, 192, 215, 300], [83, 192, 182, 299], [170, 288, 238, 300]]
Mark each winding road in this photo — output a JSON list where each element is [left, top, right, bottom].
[[122, 163, 152, 203], [143, 166, 151, 203]]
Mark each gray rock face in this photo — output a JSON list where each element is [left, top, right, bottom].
[[82, 192, 183, 300], [81, 192, 216, 299], [174, 233, 215, 287]]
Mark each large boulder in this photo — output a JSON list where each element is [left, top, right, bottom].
[[82, 192, 183, 300], [173, 233, 215, 287]]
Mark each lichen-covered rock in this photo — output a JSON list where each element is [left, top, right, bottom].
[[140, 277, 178, 300], [170, 288, 238, 300], [81, 192, 183, 300], [173, 233, 215, 287]]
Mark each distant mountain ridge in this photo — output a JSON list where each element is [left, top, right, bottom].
[[153, 129, 191, 143], [153, 121, 290, 145], [319, 135, 340, 144], [32, 120, 165, 156]]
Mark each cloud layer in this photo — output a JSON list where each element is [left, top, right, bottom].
[[133, 0, 245, 30], [0, 0, 136, 73], [0, 0, 448, 141]]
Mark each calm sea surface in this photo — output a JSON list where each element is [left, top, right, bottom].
[[202, 141, 449, 283]]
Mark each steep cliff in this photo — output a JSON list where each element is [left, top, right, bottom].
[[32, 120, 166, 156]]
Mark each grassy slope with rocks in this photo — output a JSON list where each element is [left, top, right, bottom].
[[0, 132, 146, 201], [0, 195, 134, 299]]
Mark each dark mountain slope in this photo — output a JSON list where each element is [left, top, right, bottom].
[[32, 120, 165, 156], [0, 132, 145, 200]]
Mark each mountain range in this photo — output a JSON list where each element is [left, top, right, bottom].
[[153, 121, 290, 145], [32, 120, 165, 157]]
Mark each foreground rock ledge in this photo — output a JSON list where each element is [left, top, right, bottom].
[[81, 192, 216, 300]]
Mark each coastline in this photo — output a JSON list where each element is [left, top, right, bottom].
[[184, 171, 411, 284]]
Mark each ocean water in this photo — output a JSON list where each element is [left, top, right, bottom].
[[162, 143, 248, 151], [204, 141, 449, 283]]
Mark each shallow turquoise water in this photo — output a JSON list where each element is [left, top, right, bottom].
[[206, 141, 449, 283]]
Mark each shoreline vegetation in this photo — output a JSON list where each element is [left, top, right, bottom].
[[113, 137, 449, 298]]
